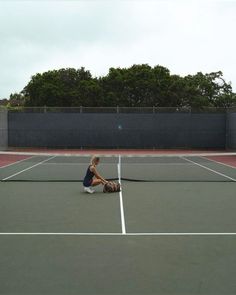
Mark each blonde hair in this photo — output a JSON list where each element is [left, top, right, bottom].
[[90, 156, 100, 165]]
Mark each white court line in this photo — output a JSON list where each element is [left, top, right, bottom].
[[118, 155, 126, 234], [42, 162, 193, 166], [2, 151, 236, 157], [117, 163, 193, 165], [181, 156, 236, 182], [200, 156, 236, 170], [43, 163, 119, 166], [0, 232, 236, 236], [2, 156, 56, 181], [42, 163, 88, 166], [0, 155, 35, 169]]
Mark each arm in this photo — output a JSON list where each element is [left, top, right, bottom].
[[90, 166, 108, 184]]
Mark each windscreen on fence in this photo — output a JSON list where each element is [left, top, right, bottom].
[[7, 107, 228, 149], [0, 107, 8, 151]]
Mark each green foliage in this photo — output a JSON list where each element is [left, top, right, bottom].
[[8, 93, 25, 107], [7, 65, 236, 107], [22, 67, 97, 107]]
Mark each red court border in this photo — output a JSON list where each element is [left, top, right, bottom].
[[206, 155, 236, 168], [0, 154, 31, 168]]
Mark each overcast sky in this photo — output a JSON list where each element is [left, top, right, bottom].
[[0, 0, 236, 98]]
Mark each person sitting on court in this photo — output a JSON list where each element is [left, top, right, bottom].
[[83, 156, 108, 194]]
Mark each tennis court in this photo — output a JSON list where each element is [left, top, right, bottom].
[[0, 151, 236, 294]]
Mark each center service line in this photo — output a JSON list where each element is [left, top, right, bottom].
[[118, 155, 127, 234]]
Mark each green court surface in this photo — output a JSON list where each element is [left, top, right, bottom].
[[0, 154, 236, 294], [1, 235, 236, 295]]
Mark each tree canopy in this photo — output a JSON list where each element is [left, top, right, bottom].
[[2, 64, 236, 108]]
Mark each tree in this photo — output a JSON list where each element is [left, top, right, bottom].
[[8, 93, 25, 107], [22, 67, 102, 107], [8, 65, 235, 108], [182, 71, 236, 108]]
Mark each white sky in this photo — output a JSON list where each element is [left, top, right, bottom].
[[0, 0, 236, 98]]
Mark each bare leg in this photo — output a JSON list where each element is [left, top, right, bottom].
[[91, 179, 103, 187]]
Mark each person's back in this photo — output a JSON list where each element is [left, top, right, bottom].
[[83, 165, 95, 188]]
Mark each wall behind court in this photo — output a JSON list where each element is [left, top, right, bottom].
[[227, 111, 236, 149], [0, 108, 8, 150], [8, 111, 227, 149]]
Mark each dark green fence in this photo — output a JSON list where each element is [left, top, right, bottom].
[[5, 107, 234, 149]]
